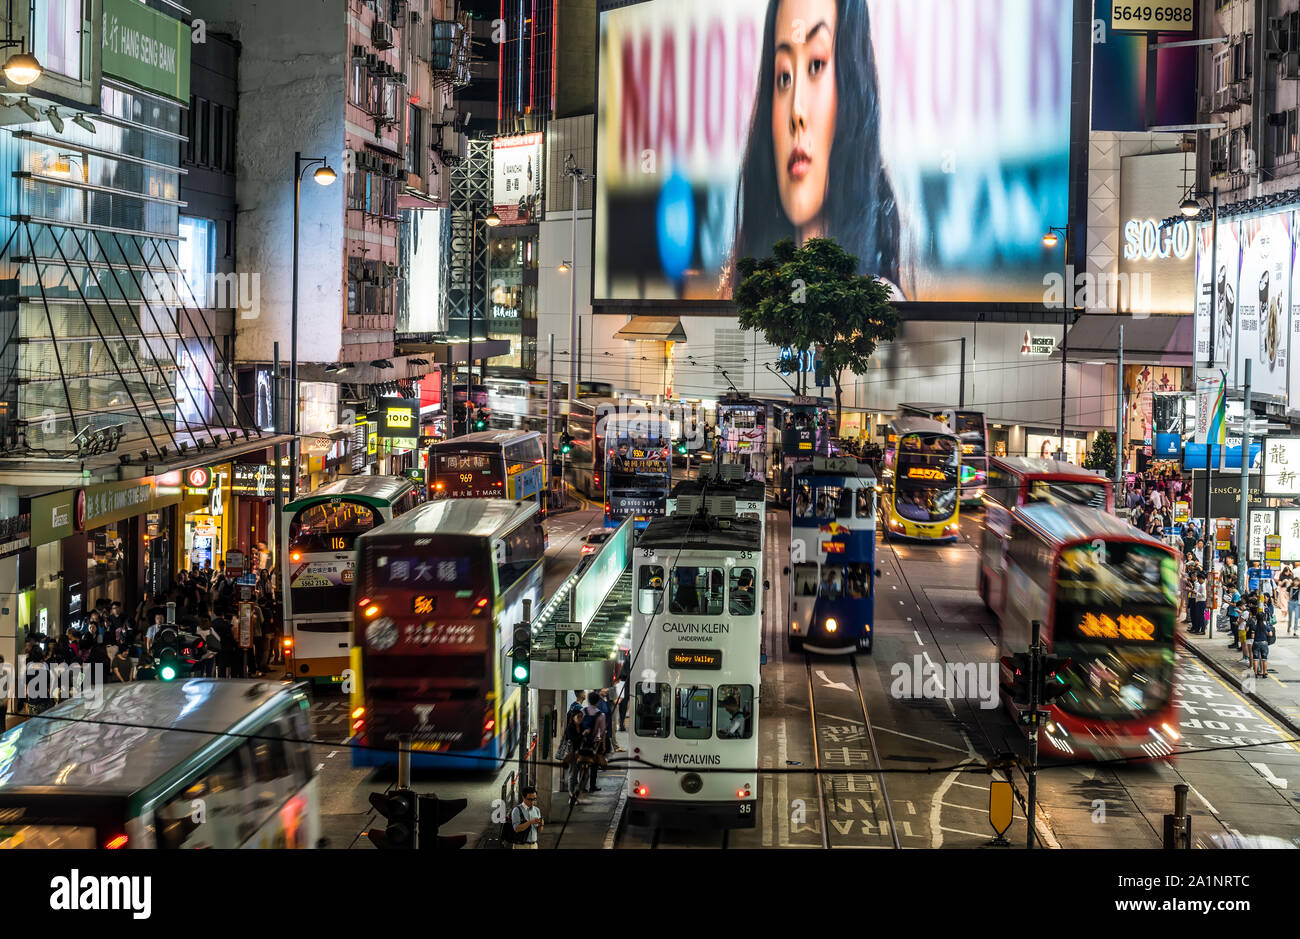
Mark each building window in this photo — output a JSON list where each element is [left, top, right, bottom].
[[179, 217, 216, 307], [407, 105, 424, 177], [33, 0, 82, 80]]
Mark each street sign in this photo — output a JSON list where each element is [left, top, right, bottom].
[[1267, 534, 1282, 565], [554, 623, 582, 650], [988, 779, 1013, 846], [1174, 500, 1189, 523]]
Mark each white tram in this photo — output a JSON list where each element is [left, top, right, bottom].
[[665, 463, 767, 541], [626, 496, 763, 829]]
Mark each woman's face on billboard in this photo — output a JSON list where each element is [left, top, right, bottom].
[[771, 0, 837, 234]]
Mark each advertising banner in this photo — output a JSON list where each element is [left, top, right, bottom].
[[1235, 212, 1291, 399], [1194, 374, 1222, 444], [595, 0, 1073, 303], [1278, 507, 1300, 561], [492, 133, 543, 225], [1249, 508, 1276, 562], [377, 398, 419, 438], [1191, 473, 1262, 518], [1262, 436, 1300, 497], [1195, 219, 1241, 371]]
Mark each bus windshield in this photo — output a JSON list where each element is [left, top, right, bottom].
[[434, 451, 506, 497], [1026, 480, 1108, 509], [1052, 542, 1178, 720], [288, 500, 377, 613], [362, 540, 490, 624], [895, 434, 958, 522]]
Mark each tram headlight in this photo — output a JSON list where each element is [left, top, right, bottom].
[[825, 617, 838, 633]]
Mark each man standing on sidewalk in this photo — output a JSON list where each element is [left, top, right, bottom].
[[510, 787, 544, 849]]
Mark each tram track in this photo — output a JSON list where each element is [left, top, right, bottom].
[[803, 654, 901, 848]]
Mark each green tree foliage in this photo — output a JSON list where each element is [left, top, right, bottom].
[[1083, 429, 1116, 473], [734, 237, 899, 427]]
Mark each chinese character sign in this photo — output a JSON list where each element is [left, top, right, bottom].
[[1278, 507, 1300, 561], [1262, 436, 1300, 496]]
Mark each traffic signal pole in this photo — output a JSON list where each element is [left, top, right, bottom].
[[1027, 621, 1041, 850], [518, 599, 532, 790]]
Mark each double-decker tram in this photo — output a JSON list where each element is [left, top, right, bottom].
[[715, 393, 768, 483], [667, 463, 766, 540], [627, 498, 763, 830], [787, 457, 876, 653], [881, 417, 960, 542], [997, 503, 1180, 760], [281, 477, 419, 683], [349, 499, 545, 769], [979, 458, 1115, 615], [484, 377, 530, 428], [427, 429, 545, 514], [898, 403, 989, 506], [777, 395, 829, 502]]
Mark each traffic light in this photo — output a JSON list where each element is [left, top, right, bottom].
[[1000, 652, 1032, 706], [558, 432, 572, 455], [418, 794, 468, 850], [367, 789, 418, 849], [511, 624, 530, 684], [676, 440, 689, 455], [1037, 655, 1074, 705]]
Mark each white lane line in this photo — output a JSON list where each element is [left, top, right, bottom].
[[951, 779, 988, 790], [913, 630, 924, 645], [777, 720, 790, 846], [315, 763, 324, 772], [1247, 761, 1290, 789], [327, 750, 338, 758], [939, 801, 987, 813], [871, 724, 969, 753], [1189, 786, 1220, 816], [939, 825, 988, 838]]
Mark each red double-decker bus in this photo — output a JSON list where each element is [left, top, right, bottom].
[[979, 457, 1114, 615], [997, 503, 1181, 761]]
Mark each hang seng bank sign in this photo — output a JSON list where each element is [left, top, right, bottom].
[[102, 0, 191, 102]]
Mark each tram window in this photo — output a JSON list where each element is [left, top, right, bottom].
[[729, 567, 757, 615], [856, 487, 874, 518], [670, 567, 725, 615], [635, 682, 670, 738], [793, 563, 818, 596], [716, 685, 754, 740], [814, 487, 842, 518], [794, 484, 813, 518], [638, 565, 664, 614], [674, 686, 713, 740], [842, 564, 872, 599]]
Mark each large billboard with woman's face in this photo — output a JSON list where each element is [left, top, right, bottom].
[[595, 0, 1075, 303]]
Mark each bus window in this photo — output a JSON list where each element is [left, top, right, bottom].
[[716, 685, 754, 739], [157, 747, 249, 848], [674, 686, 713, 740], [247, 728, 297, 838], [635, 682, 670, 738], [794, 563, 818, 596], [637, 565, 664, 614], [498, 520, 545, 589], [670, 567, 725, 615], [729, 568, 757, 615]]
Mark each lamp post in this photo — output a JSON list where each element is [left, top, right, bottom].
[[463, 208, 501, 434], [289, 152, 337, 501], [562, 154, 593, 404], [0, 0, 42, 86], [1042, 226, 1070, 460]]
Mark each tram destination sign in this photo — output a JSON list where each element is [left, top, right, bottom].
[[669, 648, 722, 670]]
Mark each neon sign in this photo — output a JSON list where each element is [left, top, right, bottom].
[[1076, 612, 1156, 641], [907, 467, 945, 481]]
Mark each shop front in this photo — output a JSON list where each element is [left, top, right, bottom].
[[181, 465, 232, 576]]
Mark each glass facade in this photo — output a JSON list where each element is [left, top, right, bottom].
[[485, 230, 537, 373]]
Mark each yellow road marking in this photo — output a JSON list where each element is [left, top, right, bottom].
[[1181, 654, 1300, 755]]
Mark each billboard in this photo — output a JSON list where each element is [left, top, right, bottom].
[[493, 133, 543, 225], [1194, 218, 1241, 372], [1091, 0, 1196, 132], [1236, 213, 1290, 400], [595, 0, 1074, 303]]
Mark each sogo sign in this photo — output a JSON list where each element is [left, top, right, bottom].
[[1123, 218, 1193, 262]]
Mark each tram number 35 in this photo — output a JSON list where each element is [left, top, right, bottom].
[[738, 803, 753, 816]]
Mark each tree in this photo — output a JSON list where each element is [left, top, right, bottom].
[[1083, 429, 1116, 473], [734, 237, 898, 428]]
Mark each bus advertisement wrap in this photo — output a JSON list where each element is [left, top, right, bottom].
[[595, 0, 1073, 302]]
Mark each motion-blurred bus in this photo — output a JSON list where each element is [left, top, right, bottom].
[[898, 403, 989, 505], [881, 417, 960, 542]]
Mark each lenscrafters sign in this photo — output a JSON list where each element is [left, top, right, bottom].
[[1191, 473, 1263, 518]]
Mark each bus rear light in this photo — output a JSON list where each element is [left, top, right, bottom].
[[290, 551, 302, 562], [435, 482, 445, 490], [351, 707, 365, 720], [357, 597, 372, 608], [1161, 723, 1181, 741], [475, 597, 489, 610], [282, 637, 293, 650], [737, 786, 751, 798], [633, 782, 647, 797], [825, 618, 838, 632], [105, 834, 128, 849], [352, 719, 364, 732], [364, 605, 380, 618], [484, 718, 496, 732]]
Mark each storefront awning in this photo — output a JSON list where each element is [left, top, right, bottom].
[[1050, 313, 1191, 366], [613, 315, 687, 342]]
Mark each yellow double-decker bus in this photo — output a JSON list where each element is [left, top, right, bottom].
[[881, 416, 960, 542]]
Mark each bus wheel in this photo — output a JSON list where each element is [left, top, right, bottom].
[[787, 634, 803, 653]]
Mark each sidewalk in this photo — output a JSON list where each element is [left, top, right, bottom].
[[1180, 618, 1300, 734], [537, 766, 627, 849]]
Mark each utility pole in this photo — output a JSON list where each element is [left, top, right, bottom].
[[1026, 620, 1042, 850], [1238, 359, 1252, 595], [546, 334, 555, 506], [1115, 326, 1124, 495], [959, 336, 967, 408], [272, 342, 283, 586], [518, 598, 532, 788]]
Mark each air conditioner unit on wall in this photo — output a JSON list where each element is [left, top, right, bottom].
[[1286, 51, 1300, 80]]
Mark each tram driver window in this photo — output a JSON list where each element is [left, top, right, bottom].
[[716, 685, 754, 740], [670, 566, 725, 615], [856, 487, 874, 519], [674, 686, 713, 739], [729, 567, 757, 615], [794, 484, 813, 518], [638, 565, 664, 614], [635, 682, 671, 738], [793, 564, 818, 597]]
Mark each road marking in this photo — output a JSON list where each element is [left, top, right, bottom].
[[938, 825, 988, 838], [913, 630, 923, 645], [816, 670, 853, 693], [315, 763, 324, 772], [327, 750, 337, 758], [777, 720, 790, 846], [1189, 786, 1220, 816], [938, 801, 986, 813], [1181, 655, 1300, 755], [951, 779, 987, 790], [1247, 761, 1289, 788]]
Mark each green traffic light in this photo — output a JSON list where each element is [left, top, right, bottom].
[[160, 665, 177, 681], [512, 663, 529, 682]]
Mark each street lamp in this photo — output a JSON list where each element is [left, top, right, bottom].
[[1, 0, 41, 85], [289, 151, 337, 501], [563, 154, 594, 403], [1043, 225, 1070, 460]]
